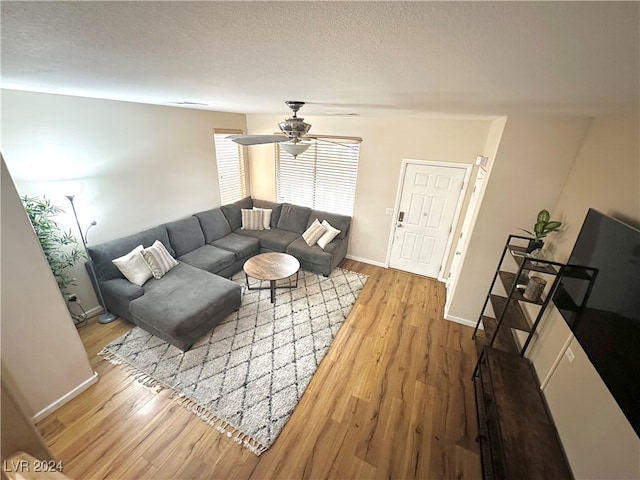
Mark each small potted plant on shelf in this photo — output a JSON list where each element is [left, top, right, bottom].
[[519, 209, 562, 253]]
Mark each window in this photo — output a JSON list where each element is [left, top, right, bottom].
[[214, 130, 247, 204], [276, 138, 361, 216]]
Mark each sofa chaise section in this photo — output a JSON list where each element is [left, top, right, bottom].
[[129, 262, 241, 351]]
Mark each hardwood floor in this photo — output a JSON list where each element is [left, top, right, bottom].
[[37, 260, 481, 479]]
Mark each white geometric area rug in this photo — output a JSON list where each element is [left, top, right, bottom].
[[100, 267, 367, 455]]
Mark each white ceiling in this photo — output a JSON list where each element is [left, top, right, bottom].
[[1, 1, 638, 118]]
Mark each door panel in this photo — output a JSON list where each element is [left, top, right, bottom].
[[426, 196, 446, 228], [390, 163, 466, 278]]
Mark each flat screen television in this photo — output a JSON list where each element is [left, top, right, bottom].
[[553, 209, 640, 437]]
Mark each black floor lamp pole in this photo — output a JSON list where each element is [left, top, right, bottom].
[[66, 195, 117, 324]]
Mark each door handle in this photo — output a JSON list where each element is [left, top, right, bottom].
[[397, 223, 403, 228], [398, 211, 405, 222]]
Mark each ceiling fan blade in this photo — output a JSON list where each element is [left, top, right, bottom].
[[227, 134, 288, 146]]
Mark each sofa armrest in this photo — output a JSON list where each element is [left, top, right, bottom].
[[100, 278, 144, 321]]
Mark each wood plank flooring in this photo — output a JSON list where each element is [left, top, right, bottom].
[[36, 260, 481, 479]]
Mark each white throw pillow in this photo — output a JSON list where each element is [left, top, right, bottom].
[[241, 208, 264, 230], [141, 240, 179, 279], [112, 245, 153, 286], [317, 220, 341, 249], [302, 218, 327, 246], [253, 207, 272, 229]]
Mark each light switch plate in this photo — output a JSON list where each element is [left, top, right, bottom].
[[565, 347, 575, 363], [385, 208, 393, 215]]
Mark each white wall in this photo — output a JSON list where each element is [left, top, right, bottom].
[[528, 110, 640, 479], [247, 113, 494, 268], [1, 158, 95, 419], [446, 114, 591, 324], [1, 89, 246, 311]]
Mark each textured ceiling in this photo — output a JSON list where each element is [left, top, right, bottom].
[[1, 1, 638, 117]]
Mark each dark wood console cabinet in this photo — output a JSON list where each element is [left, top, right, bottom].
[[474, 347, 572, 479]]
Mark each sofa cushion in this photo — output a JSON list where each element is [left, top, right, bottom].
[[234, 229, 269, 239], [164, 217, 206, 257], [258, 229, 301, 252], [221, 196, 253, 231], [88, 226, 174, 281], [277, 203, 312, 233], [211, 232, 260, 260], [177, 245, 235, 274], [286, 237, 333, 266], [253, 199, 283, 228], [194, 208, 232, 243], [307, 210, 351, 240]]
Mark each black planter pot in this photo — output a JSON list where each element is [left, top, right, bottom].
[[526, 239, 544, 254]]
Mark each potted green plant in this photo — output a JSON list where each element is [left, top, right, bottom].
[[22, 195, 86, 295], [519, 209, 562, 253]]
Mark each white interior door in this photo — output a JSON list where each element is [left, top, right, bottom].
[[389, 163, 466, 278]]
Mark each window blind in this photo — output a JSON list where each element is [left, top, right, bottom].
[[276, 139, 360, 216], [214, 132, 247, 204]]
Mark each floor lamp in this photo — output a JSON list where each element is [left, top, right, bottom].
[[65, 194, 117, 324]]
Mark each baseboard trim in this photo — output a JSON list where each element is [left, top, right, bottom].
[[31, 371, 99, 422], [345, 255, 387, 268], [85, 306, 104, 319], [444, 313, 482, 329]]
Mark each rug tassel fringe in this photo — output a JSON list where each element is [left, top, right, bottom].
[[99, 349, 165, 392], [177, 397, 268, 454]]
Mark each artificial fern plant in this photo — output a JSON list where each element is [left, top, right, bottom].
[[22, 195, 86, 295]]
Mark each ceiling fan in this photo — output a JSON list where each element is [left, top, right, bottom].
[[227, 101, 316, 157]]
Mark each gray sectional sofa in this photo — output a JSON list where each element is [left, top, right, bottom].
[[87, 197, 351, 351]]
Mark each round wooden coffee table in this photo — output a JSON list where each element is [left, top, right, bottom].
[[243, 252, 300, 304]]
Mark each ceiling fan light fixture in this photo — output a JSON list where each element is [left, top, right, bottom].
[[281, 141, 311, 157], [278, 117, 311, 139]]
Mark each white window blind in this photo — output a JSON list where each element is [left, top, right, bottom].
[[214, 132, 247, 204], [276, 139, 360, 216]]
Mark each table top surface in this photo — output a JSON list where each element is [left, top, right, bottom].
[[243, 252, 300, 281]]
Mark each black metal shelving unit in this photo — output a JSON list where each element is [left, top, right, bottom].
[[471, 234, 567, 361]]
